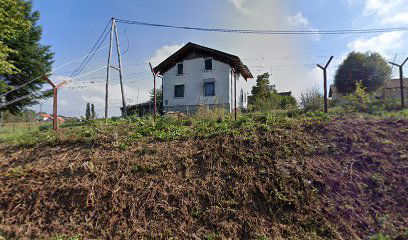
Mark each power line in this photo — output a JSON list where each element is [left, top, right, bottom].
[[116, 18, 408, 35], [0, 45, 111, 100], [53, 44, 109, 73], [70, 19, 112, 78], [0, 66, 106, 109]]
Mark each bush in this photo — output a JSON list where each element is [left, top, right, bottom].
[[343, 82, 370, 112], [279, 95, 298, 109], [340, 82, 402, 114], [39, 125, 52, 131], [300, 87, 323, 112]]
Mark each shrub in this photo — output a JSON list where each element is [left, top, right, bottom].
[[39, 125, 52, 131], [343, 82, 370, 112], [300, 87, 323, 112]]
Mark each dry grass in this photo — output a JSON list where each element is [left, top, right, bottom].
[[0, 116, 407, 239]]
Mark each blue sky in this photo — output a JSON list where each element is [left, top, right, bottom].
[[31, 0, 408, 117]]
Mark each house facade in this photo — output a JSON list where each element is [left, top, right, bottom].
[[153, 43, 253, 113]]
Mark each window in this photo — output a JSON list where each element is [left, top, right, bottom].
[[165, 100, 168, 105], [177, 63, 183, 75], [205, 59, 212, 71], [174, 85, 184, 98], [204, 82, 215, 96]]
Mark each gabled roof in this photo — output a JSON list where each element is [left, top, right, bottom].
[[153, 42, 253, 80]]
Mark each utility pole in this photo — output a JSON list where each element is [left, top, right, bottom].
[[149, 62, 157, 121], [105, 18, 115, 119], [317, 56, 334, 113], [44, 76, 68, 130], [389, 57, 408, 109], [114, 20, 127, 117], [105, 17, 127, 119]]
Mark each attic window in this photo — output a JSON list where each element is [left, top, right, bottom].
[[205, 59, 212, 71], [177, 63, 183, 75]]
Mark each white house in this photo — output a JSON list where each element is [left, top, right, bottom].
[[153, 42, 253, 113]]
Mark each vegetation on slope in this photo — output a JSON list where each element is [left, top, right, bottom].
[[0, 111, 407, 239]]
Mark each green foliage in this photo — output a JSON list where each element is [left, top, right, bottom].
[[85, 103, 96, 120], [91, 104, 96, 119], [46, 235, 82, 240], [279, 94, 297, 109], [85, 103, 91, 120], [149, 87, 163, 114], [131, 164, 156, 174], [1, 0, 54, 113], [300, 87, 323, 112], [5, 165, 31, 177], [335, 52, 391, 94], [343, 82, 371, 112], [204, 232, 221, 240], [337, 82, 406, 115], [249, 73, 297, 111], [1, 109, 333, 147], [0, 0, 31, 74], [369, 233, 391, 240]]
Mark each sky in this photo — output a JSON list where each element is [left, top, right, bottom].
[[31, 0, 408, 117]]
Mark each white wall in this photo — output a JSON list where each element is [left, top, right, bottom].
[[235, 72, 252, 110], [162, 58, 252, 112]]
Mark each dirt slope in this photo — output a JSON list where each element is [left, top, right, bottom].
[[0, 118, 407, 239]]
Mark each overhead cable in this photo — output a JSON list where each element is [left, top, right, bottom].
[[115, 18, 408, 35]]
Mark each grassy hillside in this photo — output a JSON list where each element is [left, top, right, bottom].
[[0, 111, 407, 239]]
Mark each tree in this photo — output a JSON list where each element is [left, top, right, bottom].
[[249, 73, 292, 111], [85, 103, 91, 120], [1, 0, 54, 113], [334, 52, 391, 95], [91, 104, 96, 119], [0, 0, 31, 75]]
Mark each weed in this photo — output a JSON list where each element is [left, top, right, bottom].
[[46, 235, 82, 240], [190, 207, 203, 218], [204, 232, 221, 240], [5, 165, 31, 177], [131, 164, 156, 174], [369, 233, 391, 240]]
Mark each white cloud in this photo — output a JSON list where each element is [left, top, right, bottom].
[[363, 0, 405, 17], [228, 0, 251, 15], [383, 11, 408, 24], [148, 44, 184, 65], [346, 0, 408, 24], [344, 0, 408, 65], [347, 32, 404, 55], [287, 12, 320, 41], [287, 12, 310, 27]]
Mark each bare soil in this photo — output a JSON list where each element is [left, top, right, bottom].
[[0, 118, 407, 239]]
